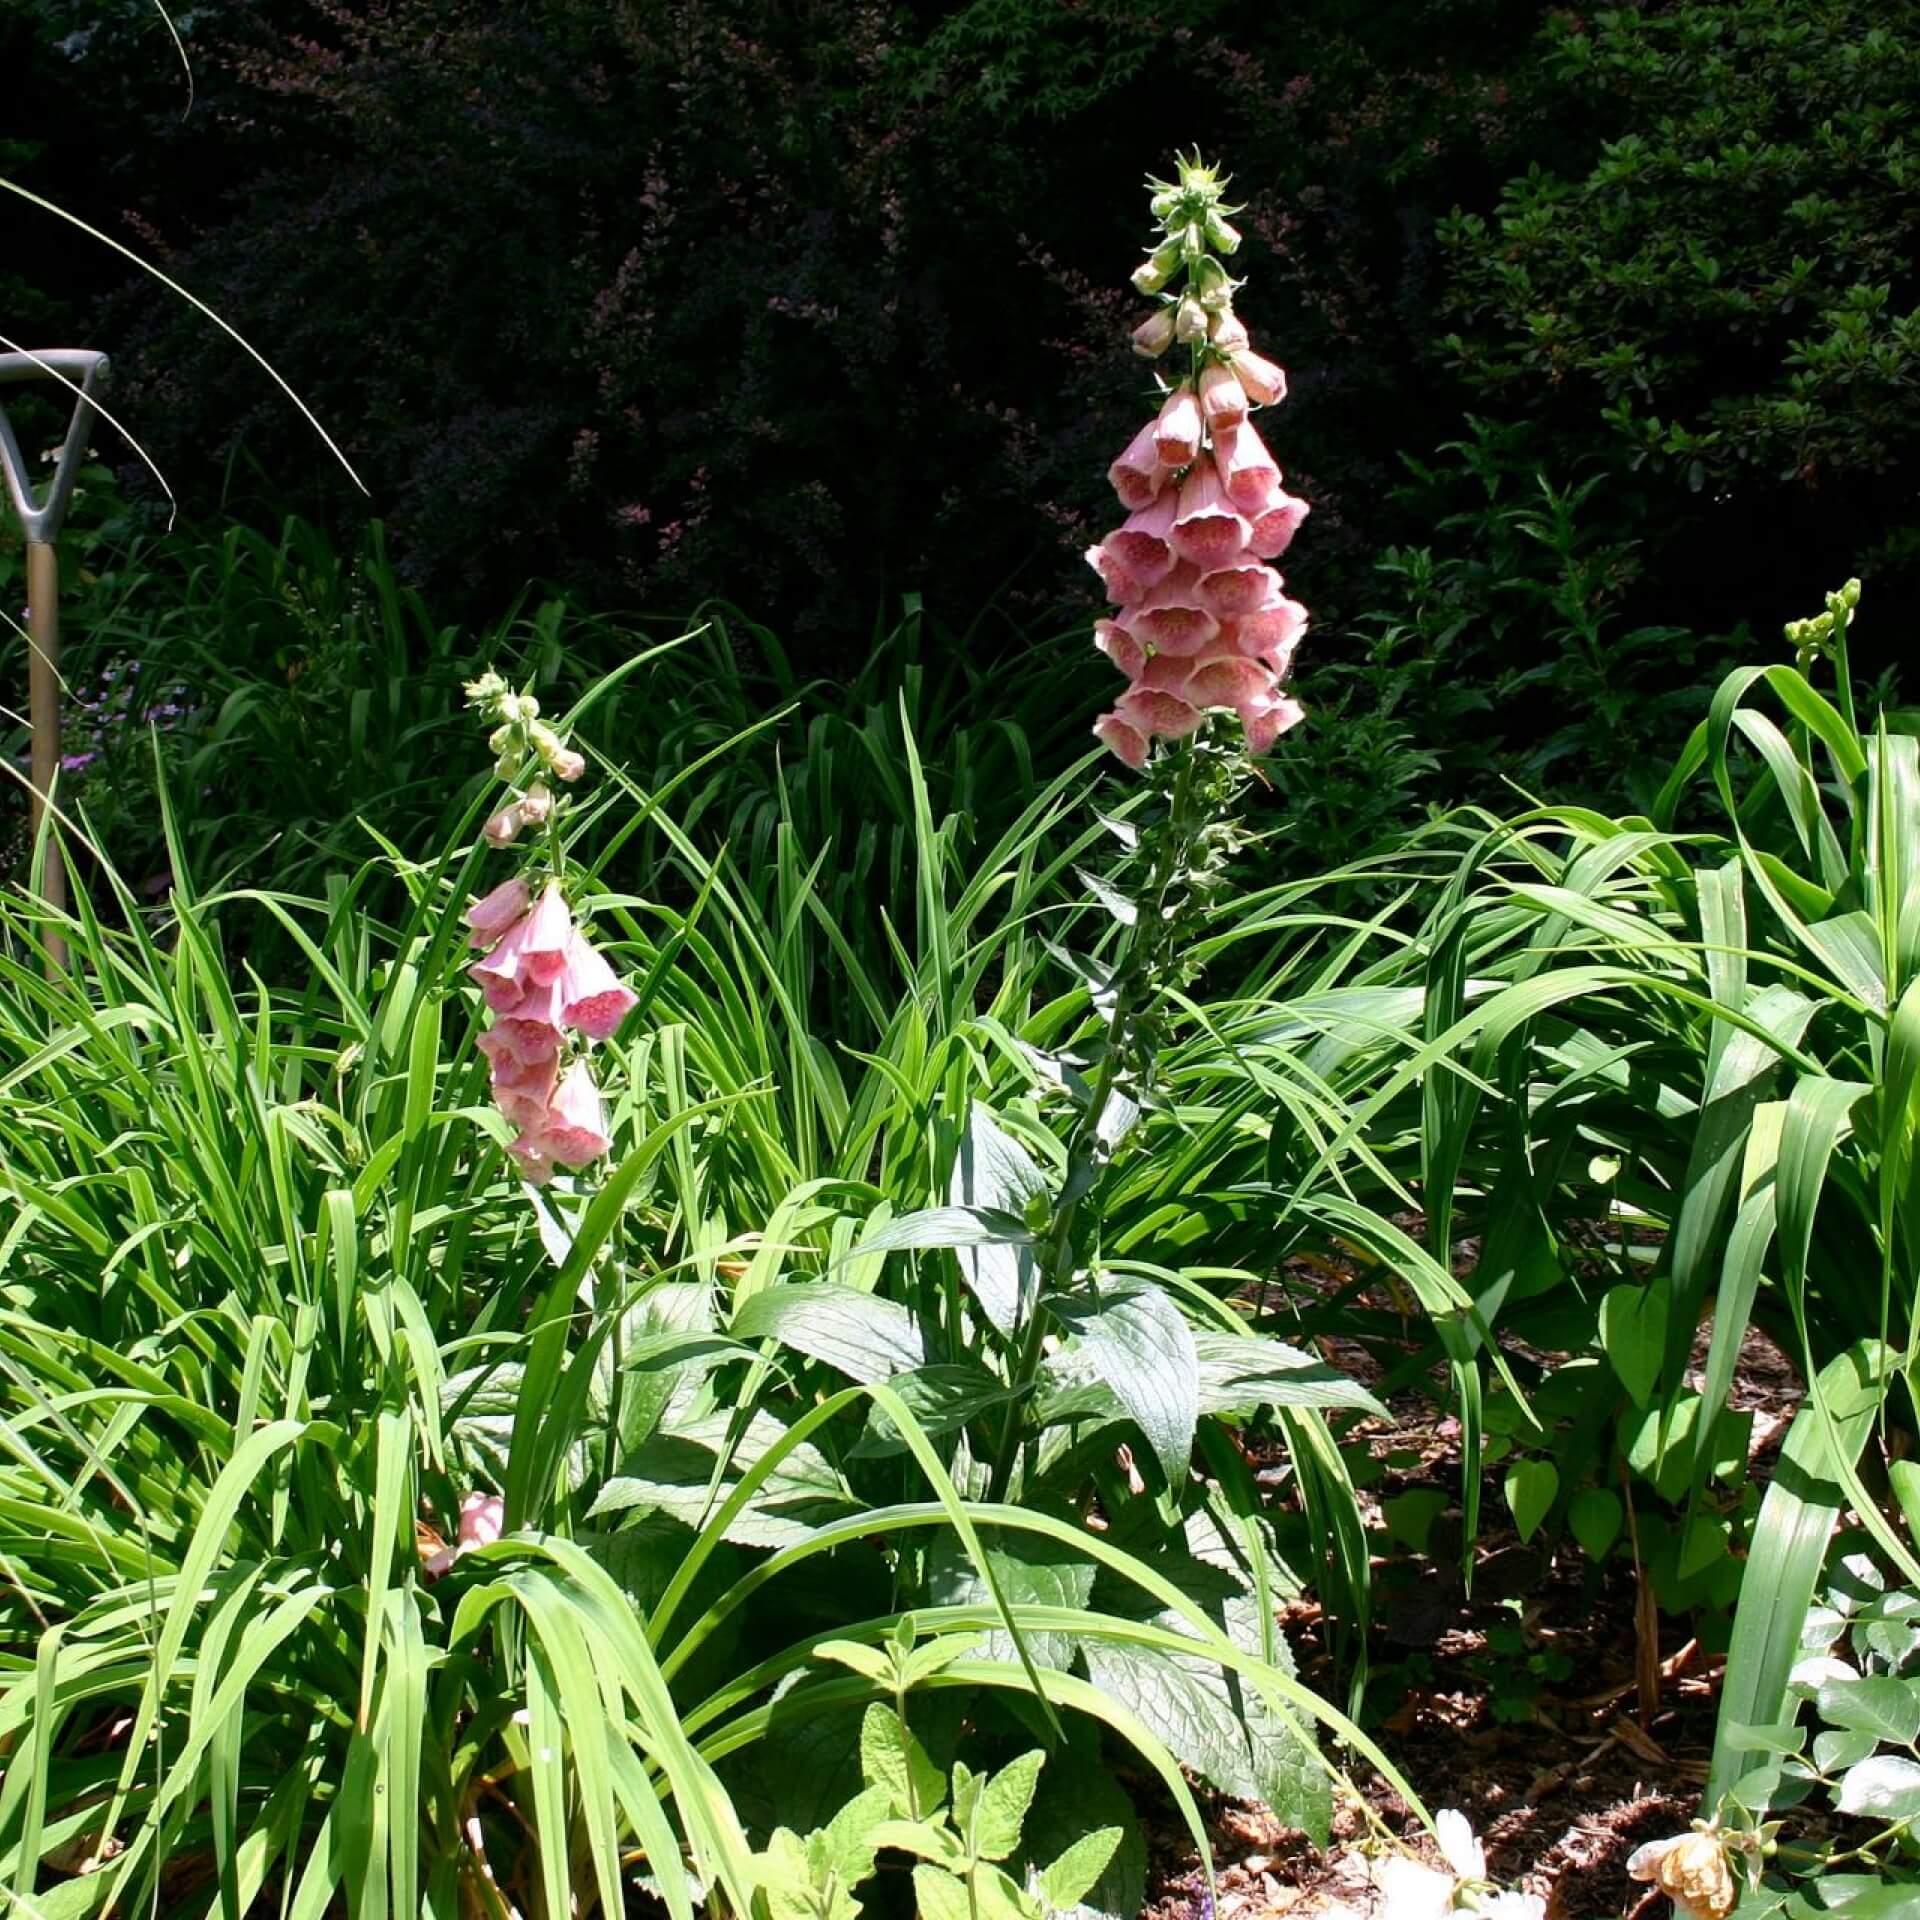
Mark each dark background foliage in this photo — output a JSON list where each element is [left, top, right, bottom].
[[5, 0, 1917, 825]]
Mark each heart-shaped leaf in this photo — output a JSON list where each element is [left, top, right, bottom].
[[1567, 1488, 1623, 1561], [1600, 1278, 1669, 1407], [1503, 1459, 1558, 1544]]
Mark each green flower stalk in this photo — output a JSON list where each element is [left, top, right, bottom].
[[989, 154, 1301, 1500]]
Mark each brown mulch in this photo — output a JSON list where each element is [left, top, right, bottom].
[[1141, 1242, 1807, 1920]]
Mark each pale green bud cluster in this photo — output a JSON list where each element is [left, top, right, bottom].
[[1128, 151, 1247, 361], [464, 671, 587, 785], [1784, 576, 1862, 657]]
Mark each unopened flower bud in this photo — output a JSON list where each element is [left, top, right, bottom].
[[1193, 257, 1233, 309], [1230, 347, 1287, 407], [1153, 384, 1204, 468], [1176, 156, 1222, 198], [1198, 362, 1248, 430], [488, 724, 514, 755], [1150, 187, 1181, 223], [1132, 309, 1177, 358], [483, 804, 524, 848], [548, 746, 587, 784], [1174, 295, 1209, 343], [519, 782, 554, 825], [514, 693, 541, 723], [1204, 211, 1241, 254], [1132, 237, 1184, 295], [1209, 310, 1250, 352]]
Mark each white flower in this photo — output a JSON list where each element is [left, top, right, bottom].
[[1436, 1810, 1486, 1881], [1370, 1854, 1454, 1920], [1366, 1811, 1542, 1920]]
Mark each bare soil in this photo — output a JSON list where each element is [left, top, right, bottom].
[[1142, 1314, 1804, 1920]]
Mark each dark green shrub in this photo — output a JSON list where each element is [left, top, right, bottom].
[[1438, 0, 1920, 644]]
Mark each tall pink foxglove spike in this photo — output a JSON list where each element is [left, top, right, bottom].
[[1090, 153, 1311, 766]]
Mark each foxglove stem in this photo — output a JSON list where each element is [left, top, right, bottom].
[[986, 746, 1205, 1501]]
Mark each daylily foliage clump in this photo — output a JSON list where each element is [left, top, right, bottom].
[[1091, 155, 1311, 769]]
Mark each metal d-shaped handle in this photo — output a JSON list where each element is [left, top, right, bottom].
[[2, 348, 110, 969], [0, 349, 110, 544]]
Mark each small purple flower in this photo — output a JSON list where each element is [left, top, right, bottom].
[[61, 752, 98, 774]]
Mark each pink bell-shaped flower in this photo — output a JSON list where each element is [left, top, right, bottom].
[[1084, 542, 1150, 608], [1118, 686, 1203, 740], [1169, 462, 1251, 573], [1213, 421, 1281, 513], [1094, 620, 1148, 679], [1108, 420, 1169, 511], [1198, 363, 1248, 431], [1197, 563, 1282, 620], [1187, 655, 1274, 709], [1099, 491, 1180, 588], [559, 933, 639, 1041], [1137, 652, 1196, 696], [537, 1060, 614, 1167], [1126, 564, 1219, 659], [507, 1134, 557, 1185], [1152, 386, 1203, 469], [468, 882, 573, 1003], [458, 1492, 505, 1551], [465, 876, 531, 950], [1093, 711, 1149, 769], [1235, 590, 1310, 666], [1247, 487, 1311, 560], [1243, 692, 1306, 754], [1229, 347, 1287, 407]]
